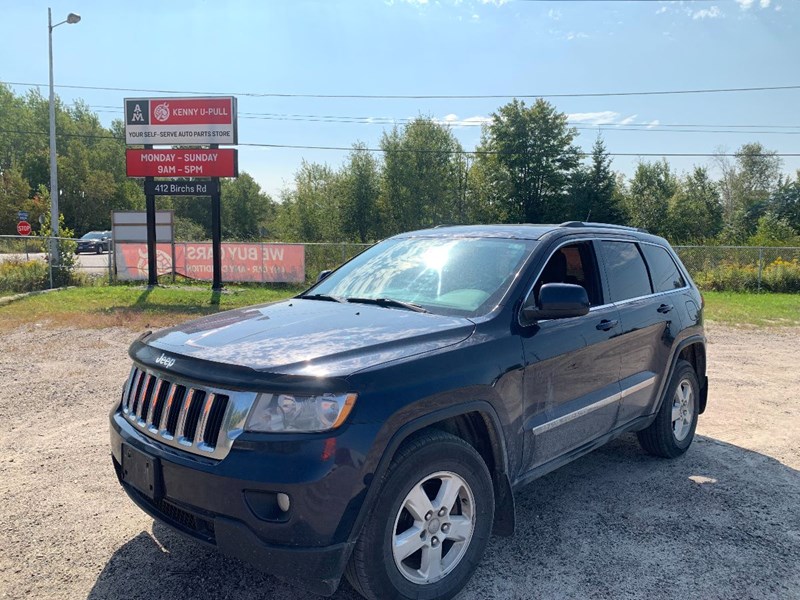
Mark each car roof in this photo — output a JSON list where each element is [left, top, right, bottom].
[[393, 222, 651, 241]]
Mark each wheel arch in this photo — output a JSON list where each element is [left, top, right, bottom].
[[656, 335, 708, 416], [349, 401, 515, 546], [677, 340, 708, 414]]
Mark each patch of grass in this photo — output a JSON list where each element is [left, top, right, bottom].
[[703, 291, 800, 327], [0, 284, 304, 330], [2, 285, 797, 331]]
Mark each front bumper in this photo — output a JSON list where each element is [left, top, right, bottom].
[[110, 411, 371, 596]]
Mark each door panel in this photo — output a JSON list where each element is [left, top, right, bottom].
[[597, 240, 683, 425], [520, 304, 623, 469], [615, 294, 682, 423]]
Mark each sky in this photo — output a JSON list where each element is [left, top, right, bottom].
[[1, 0, 799, 199]]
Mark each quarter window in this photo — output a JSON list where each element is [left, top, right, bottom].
[[641, 244, 686, 293], [601, 241, 652, 302]]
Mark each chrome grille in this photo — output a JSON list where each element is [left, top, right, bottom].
[[120, 365, 257, 460]]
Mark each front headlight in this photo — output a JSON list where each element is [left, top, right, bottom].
[[245, 392, 357, 433]]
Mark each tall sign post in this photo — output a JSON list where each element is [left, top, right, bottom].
[[124, 96, 238, 289], [144, 144, 157, 286]]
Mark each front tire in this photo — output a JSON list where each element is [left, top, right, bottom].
[[346, 430, 494, 600], [637, 359, 700, 458]]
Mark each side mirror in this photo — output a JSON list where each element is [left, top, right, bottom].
[[522, 283, 590, 324], [316, 269, 333, 283]]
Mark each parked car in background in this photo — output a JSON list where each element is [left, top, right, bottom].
[[110, 222, 708, 599], [76, 230, 112, 254]]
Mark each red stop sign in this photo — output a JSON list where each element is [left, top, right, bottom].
[[17, 221, 32, 236]]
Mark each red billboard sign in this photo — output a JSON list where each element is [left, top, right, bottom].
[[124, 97, 237, 145], [126, 149, 238, 178], [115, 242, 306, 283]]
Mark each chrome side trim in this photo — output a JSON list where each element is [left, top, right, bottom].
[[620, 375, 657, 399], [532, 376, 656, 435], [532, 393, 618, 435]]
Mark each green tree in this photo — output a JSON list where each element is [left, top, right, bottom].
[[340, 143, 381, 242], [275, 161, 342, 242], [476, 98, 580, 223], [667, 167, 723, 243], [221, 173, 276, 240], [767, 171, 800, 233], [748, 212, 798, 246], [567, 137, 623, 223], [380, 118, 464, 233], [623, 160, 677, 236], [0, 166, 31, 234], [716, 143, 782, 241]]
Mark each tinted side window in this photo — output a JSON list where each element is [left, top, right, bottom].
[[601, 241, 652, 302], [641, 244, 686, 293], [534, 242, 603, 306]]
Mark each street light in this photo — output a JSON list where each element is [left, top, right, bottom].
[[48, 7, 80, 287]]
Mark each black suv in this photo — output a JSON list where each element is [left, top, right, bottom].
[[76, 230, 112, 254], [110, 223, 707, 600]]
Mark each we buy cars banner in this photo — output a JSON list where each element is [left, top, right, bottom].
[[124, 97, 237, 145], [115, 242, 305, 283]]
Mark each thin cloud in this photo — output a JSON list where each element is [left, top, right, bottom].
[[692, 6, 722, 19], [548, 9, 562, 20], [568, 111, 620, 125], [566, 32, 589, 41], [735, 0, 755, 8]]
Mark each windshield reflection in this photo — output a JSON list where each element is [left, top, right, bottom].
[[308, 236, 534, 317]]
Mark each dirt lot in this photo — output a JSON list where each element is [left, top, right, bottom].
[[0, 322, 798, 600]]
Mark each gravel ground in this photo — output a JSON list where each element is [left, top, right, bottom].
[[0, 322, 798, 600]]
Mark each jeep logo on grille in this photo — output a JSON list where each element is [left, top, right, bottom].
[[155, 353, 176, 369]]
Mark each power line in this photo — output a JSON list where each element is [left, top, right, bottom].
[[87, 106, 800, 134], [4, 128, 797, 158], [4, 79, 800, 100]]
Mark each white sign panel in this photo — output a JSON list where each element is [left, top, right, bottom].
[[124, 97, 238, 145]]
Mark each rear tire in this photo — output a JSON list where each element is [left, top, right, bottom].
[[637, 359, 699, 458], [345, 429, 494, 600]]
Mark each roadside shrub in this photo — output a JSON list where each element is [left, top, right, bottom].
[[694, 258, 800, 293], [762, 257, 800, 293], [0, 259, 49, 293]]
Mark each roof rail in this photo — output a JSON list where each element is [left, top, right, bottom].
[[558, 221, 648, 234]]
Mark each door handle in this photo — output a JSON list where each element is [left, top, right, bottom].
[[596, 319, 618, 331], [657, 303, 674, 314]]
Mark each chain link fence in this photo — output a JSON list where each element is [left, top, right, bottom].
[[3, 235, 798, 293], [303, 242, 371, 282], [674, 245, 800, 292]]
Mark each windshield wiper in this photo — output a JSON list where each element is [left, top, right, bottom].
[[300, 293, 347, 303], [346, 297, 430, 313]]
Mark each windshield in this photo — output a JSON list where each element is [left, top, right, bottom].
[[81, 232, 104, 240], [307, 236, 535, 317]]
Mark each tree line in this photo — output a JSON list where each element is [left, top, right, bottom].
[[2, 84, 799, 246]]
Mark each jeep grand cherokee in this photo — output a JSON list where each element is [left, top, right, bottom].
[[110, 222, 708, 600]]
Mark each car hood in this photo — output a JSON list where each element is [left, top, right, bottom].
[[145, 299, 475, 378]]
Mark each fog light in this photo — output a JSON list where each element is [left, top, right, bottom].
[[277, 492, 291, 512]]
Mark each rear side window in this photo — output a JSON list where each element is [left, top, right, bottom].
[[641, 244, 686, 293], [601, 241, 652, 302]]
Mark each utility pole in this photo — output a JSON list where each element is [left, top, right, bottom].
[[48, 7, 81, 285]]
